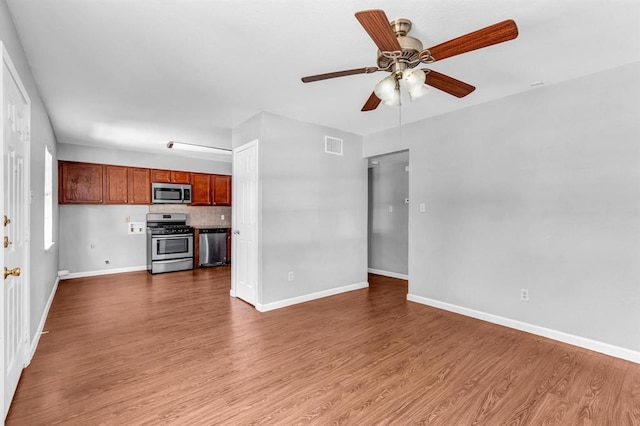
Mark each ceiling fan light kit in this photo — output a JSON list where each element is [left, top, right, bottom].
[[301, 9, 518, 112]]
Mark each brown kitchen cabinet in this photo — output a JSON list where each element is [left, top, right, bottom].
[[128, 167, 151, 204], [101, 165, 151, 205], [151, 169, 191, 184], [59, 161, 104, 204], [190, 173, 212, 205], [59, 161, 229, 206], [212, 175, 231, 206], [104, 165, 129, 204]]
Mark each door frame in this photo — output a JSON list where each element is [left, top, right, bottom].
[[1, 41, 32, 418], [230, 139, 259, 306]]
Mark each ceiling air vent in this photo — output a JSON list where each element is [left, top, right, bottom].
[[325, 136, 343, 156]]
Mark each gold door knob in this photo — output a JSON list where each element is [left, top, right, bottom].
[[4, 267, 21, 279], [3, 236, 9, 248], [3, 215, 10, 226]]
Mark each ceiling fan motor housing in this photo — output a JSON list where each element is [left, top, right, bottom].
[[376, 19, 424, 72]]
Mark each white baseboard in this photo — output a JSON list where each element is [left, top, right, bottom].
[[407, 294, 640, 364], [61, 265, 147, 280], [28, 277, 60, 364], [256, 281, 369, 312], [367, 268, 409, 280]]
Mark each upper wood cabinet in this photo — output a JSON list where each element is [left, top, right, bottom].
[[190, 173, 212, 205], [59, 161, 229, 206], [104, 165, 129, 204], [151, 169, 190, 184], [128, 168, 151, 204], [212, 175, 231, 206], [59, 162, 104, 204]]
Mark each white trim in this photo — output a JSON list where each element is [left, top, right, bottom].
[[60, 265, 147, 280], [407, 293, 640, 364], [2, 42, 32, 419], [256, 281, 369, 312], [367, 268, 408, 280], [231, 139, 260, 306], [28, 277, 59, 364]]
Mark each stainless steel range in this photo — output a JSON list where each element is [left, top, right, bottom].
[[146, 213, 194, 274]]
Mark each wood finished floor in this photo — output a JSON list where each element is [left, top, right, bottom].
[[6, 267, 639, 425]]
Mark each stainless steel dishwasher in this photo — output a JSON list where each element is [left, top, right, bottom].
[[198, 228, 228, 267]]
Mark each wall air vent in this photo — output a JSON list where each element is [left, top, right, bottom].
[[325, 136, 343, 156]]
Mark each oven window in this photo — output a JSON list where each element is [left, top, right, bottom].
[[156, 238, 189, 255]]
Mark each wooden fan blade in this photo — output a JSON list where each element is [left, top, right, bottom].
[[423, 69, 476, 98], [301, 67, 377, 83], [361, 92, 381, 112], [427, 19, 518, 62], [355, 9, 401, 52]]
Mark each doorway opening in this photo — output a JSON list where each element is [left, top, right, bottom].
[[367, 150, 409, 280]]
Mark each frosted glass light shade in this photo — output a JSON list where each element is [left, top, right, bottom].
[[374, 74, 401, 106], [403, 68, 430, 100]]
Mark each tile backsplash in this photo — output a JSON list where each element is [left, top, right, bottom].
[[148, 204, 232, 227]]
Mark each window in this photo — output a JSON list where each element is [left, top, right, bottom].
[[44, 145, 54, 250]]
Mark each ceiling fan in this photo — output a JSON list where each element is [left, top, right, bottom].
[[301, 9, 518, 111]]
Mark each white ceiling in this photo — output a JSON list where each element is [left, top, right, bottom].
[[6, 0, 640, 159]]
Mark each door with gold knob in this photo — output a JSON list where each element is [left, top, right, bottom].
[[1, 44, 31, 420]]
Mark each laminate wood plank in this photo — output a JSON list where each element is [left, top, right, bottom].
[[6, 270, 639, 425]]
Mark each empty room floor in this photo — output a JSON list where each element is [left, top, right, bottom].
[[6, 267, 639, 424]]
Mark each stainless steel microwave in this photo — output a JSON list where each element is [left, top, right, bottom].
[[151, 182, 192, 204]]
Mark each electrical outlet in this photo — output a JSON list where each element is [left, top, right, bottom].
[[124, 216, 130, 223], [128, 222, 146, 234], [419, 203, 426, 213], [221, 214, 225, 221], [520, 289, 529, 301], [388, 205, 393, 213], [288, 272, 294, 281]]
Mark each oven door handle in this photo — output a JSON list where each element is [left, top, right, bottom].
[[155, 258, 192, 264]]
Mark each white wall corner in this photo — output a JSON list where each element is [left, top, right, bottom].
[[256, 281, 369, 312], [29, 276, 60, 364], [367, 268, 409, 280]]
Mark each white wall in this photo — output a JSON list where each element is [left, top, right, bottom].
[[368, 151, 409, 276], [1, 0, 59, 344], [58, 142, 232, 175], [59, 205, 148, 274], [364, 63, 640, 355], [233, 112, 368, 306]]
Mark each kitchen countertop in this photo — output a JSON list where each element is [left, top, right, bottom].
[[193, 226, 230, 229]]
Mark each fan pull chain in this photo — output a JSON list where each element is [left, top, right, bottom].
[[398, 102, 403, 145]]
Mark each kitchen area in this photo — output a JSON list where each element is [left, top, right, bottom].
[[57, 155, 233, 278]]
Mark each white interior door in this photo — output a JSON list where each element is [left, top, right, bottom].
[[231, 140, 258, 306], [1, 44, 30, 419]]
